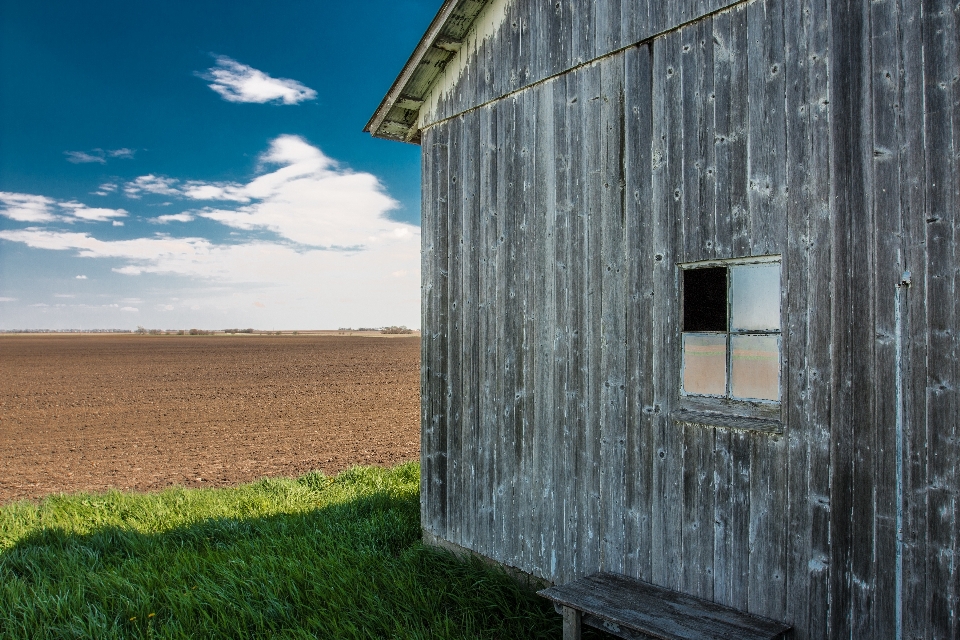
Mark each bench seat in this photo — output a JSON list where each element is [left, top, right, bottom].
[[538, 572, 791, 640]]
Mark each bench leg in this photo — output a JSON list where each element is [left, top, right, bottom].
[[562, 606, 582, 640]]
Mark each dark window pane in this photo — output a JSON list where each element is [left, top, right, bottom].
[[683, 266, 727, 331]]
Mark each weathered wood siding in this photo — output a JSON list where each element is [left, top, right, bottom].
[[418, 0, 753, 128], [419, 0, 959, 637]]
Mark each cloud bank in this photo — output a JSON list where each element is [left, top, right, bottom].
[[198, 56, 317, 105], [0, 136, 420, 329]]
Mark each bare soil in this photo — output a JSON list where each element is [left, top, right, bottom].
[[0, 334, 420, 504]]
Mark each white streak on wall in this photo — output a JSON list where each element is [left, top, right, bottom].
[[895, 267, 909, 640], [419, 0, 514, 127]]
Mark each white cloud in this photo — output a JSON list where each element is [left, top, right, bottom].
[[0, 192, 58, 222], [113, 266, 143, 275], [65, 150, 106, 164], [124, 175, 181, 198], [58, 201, 128, 222], [0, 192, 126, 223], [182, 181, 249, 202], [93, 183, 118, 196], [0, 297, 16, 302], [54, 294, 76, 298], [112, 221, 124, 226], [195, 135, 402, 249], [120, 306, 139, 312], [0, 137, 421, 329], [66, 149, 134, 164], [76, 275, 87, 279], [198, 56, 317, 105], [122, 135, 404, 250], [152, 213, 195, 224]]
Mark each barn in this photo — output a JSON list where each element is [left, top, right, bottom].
[[366, 0, 959, 637]]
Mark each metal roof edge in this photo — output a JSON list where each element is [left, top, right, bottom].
[[364, 0, 482, 141]]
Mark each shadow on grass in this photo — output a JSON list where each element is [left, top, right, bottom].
[[0, 471, 611, 640]]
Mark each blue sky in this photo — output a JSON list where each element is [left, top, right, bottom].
[[0, 0, 436, 330]]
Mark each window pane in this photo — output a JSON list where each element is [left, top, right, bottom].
[[682, 333, 727, 396], [683, 267, 727, 332], [730, 264, 780, 331], [731, 334, 780, 400]]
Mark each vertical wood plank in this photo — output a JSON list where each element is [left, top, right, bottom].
[[781, 0, 826, 634], [554, 0, 572, 78], [554, 70, 576, 584], [869, 0, 904, 636], [745, 0, 789, 623], [599, 52, 628, 575], [621, 0, 651, 57], [828, 0, 868, 633], [848, 0, 879, 630], [580, 59, 604, 576], [679, 16, 717, 603], [533, 75, 558, 579], [491, 93, 515, 567], [445, 115, 464, 548], [596, 0, 622, 59], [430, 124, 451, 542], [623, 42, 655, 584], [460, 107, 482, 554], [651, 29, 685, 591], [680, 17, 716, 263], [536, 0, 564, 81], [477, 102, 499, 560], [517, 0, 532, 89], [709, 8, 736, 609], [922, 0, 958, 635], [801, 0, 833, 634], [698, 18, 718, 263], [727, 5, 751, 259], [570, 0, 595, 66], [420, 126, 438, 538], [747, 0, 788, 258], [726, 8, 753, 610], [564, 67, 586, 582], [516, 86, 536, 573], [897, 0, 929, 635]]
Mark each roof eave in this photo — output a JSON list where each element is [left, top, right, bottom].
[[365, 0, 490, 143]]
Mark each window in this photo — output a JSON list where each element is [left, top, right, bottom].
[[676, 256, 782, 432]]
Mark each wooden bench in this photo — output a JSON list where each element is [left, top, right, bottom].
[[538, 572, 791, 640]]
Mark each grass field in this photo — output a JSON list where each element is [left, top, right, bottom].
[[0, 464, 578, 639]]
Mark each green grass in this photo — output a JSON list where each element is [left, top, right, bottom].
[[0, 464, 568, 639]]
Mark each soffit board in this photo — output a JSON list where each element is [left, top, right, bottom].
[[364, 0, 490, 144]]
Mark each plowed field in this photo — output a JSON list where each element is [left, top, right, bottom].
[[0, 334, 420, 504]]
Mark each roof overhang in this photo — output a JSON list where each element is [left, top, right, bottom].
[[364, 0, 490, 144]]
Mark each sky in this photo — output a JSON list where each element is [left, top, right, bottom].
[[0, 0, 438, 331]]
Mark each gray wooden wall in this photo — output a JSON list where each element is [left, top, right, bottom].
[[418, 0, 959, 637], [419, 0, 745, 126]]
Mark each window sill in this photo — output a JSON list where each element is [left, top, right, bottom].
[[671, 408, 783, 435]]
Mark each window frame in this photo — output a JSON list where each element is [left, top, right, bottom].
[[673, 255, 784, 434]]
